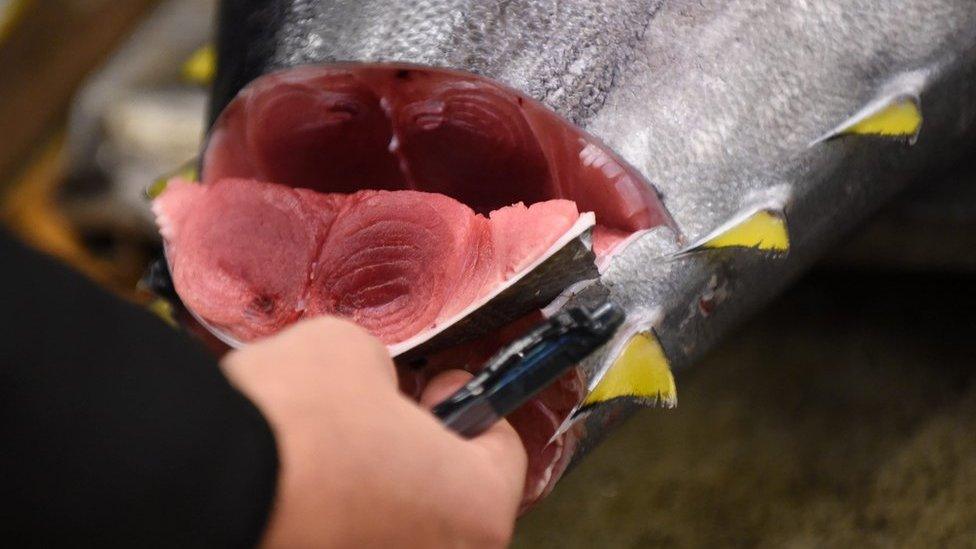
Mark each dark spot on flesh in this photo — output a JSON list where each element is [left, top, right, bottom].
[[249, 295, 276, 316], [517, 96, 524, 107], [396, 69, 411, 80]]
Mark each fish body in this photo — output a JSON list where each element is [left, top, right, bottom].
[[207, 0, 976, 498]]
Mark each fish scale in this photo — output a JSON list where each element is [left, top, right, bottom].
[[212, 0, 664, 126]]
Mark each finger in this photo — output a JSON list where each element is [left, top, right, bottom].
[[232, 316, 398, 389], [418, 369, 473, 410], [293, 316, 398, 386], [420, 371, 527, 495], [465, 415, 527, 501]]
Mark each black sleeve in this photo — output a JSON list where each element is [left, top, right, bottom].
[[0, 230, 279, 548]]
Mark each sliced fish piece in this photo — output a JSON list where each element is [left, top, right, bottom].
[[154, 178, 597, 350], [391, 215, 597, 361]]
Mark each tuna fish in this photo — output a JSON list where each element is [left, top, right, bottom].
[[152, 0, 976, 508]]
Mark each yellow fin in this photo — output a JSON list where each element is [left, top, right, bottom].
[[814, 95, 922, 144], [679, 208, 790, 255], [147, 299, 178, 328], [148, 161, 199, 199], [580, 332, 676, 410], [700, 209, 789, 251], [844, 98, 921, 138], [182, 45, 216, 86]]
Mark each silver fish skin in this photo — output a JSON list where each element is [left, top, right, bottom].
[[213, 0, 976, 454]]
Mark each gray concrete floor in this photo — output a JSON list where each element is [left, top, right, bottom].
[[514, 270, 976, 548]]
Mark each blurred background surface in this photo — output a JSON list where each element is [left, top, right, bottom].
[[1, 1, 974, 546]]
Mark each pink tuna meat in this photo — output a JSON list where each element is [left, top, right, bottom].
[[166, 64, 682, 512], [154, 178, 582, 344]]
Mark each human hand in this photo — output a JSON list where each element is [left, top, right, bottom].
[[221, 317, 527, 548]]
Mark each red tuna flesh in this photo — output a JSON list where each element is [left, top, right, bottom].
[[154, 178, 581, 344], [204, 65, 674, 236], [176, 64, 678, 510]]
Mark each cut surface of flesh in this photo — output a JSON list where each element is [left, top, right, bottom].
[[204, 64, 672, 237], [155, 178, 581, 344], [177, 63, 675, 510]]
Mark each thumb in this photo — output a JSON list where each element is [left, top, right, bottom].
[[221, 316, 399, 408], [418, 369, 475, 410], [420, 370, 528, 493]]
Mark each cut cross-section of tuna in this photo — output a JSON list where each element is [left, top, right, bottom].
[[309, 190, 487, 344], [154, 178, 328, 341], [204, 65, 674, 238], [161, 63, 682, 511], [196, 64, 679, 356], [232, 71, 406, 193], [154, 178, 593, 347]]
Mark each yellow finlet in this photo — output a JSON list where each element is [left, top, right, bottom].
[[680, 208, 790, 255], [814, 95, 923, 144], [182, 45, 216, 86], [844, 99, 921, 138], [148, 161, 199, 199], [147, 299, 178, 328], [699, 209, 789, 251], [579, 332, 676, 411]]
